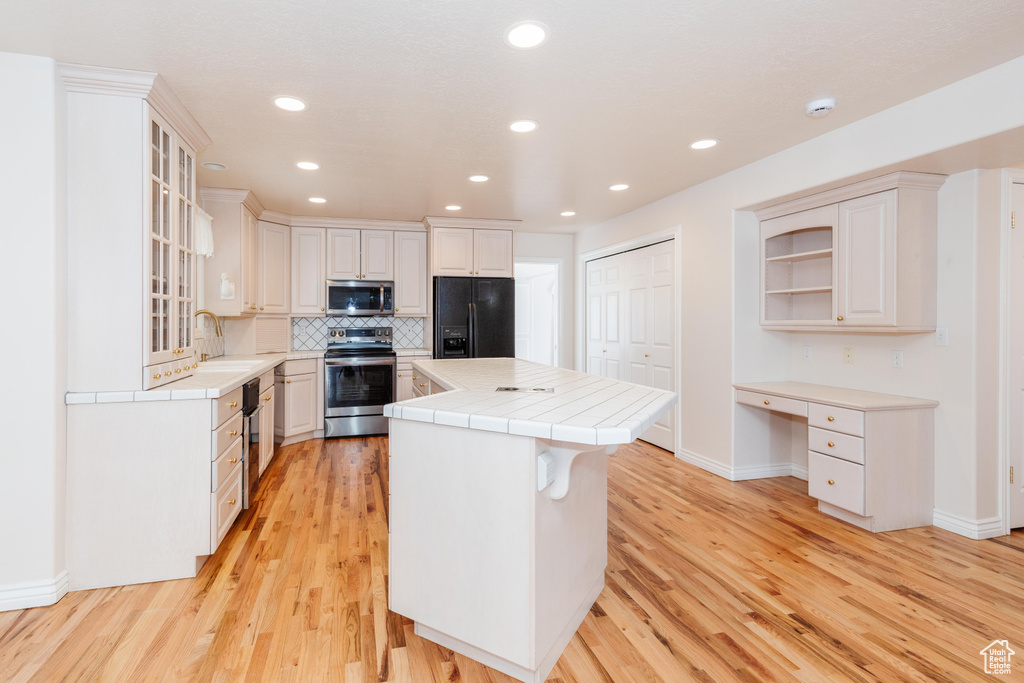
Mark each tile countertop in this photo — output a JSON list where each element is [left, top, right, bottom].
[[65, 352, 320, 405], [733, 381, 940, 410], [384, 358, 678, 446]]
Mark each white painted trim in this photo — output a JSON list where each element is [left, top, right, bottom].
[[677, 448, 808, 482], [932, 510, 1004, 540], [0, 571, 69, 612], [791, 463, 808, 481], [423, 216, 520, 231], [199, 187, 265, 217], [59, 64, 211, 152], [751, 171, 948, 221], [999, 169, 1024, 536]]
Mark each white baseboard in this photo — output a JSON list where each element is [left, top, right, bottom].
[[931, 510, 1004, 540], [0, 570, 69, 612], [675, 449, 807, 482]]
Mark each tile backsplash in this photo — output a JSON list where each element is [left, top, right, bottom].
[[195, 315, 226, 359], [292, 316, 425, 351]]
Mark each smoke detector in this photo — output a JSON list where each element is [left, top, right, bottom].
[[806, 98, 836, 118]]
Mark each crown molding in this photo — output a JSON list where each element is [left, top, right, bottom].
[[258, 210, 294, 227], [754, 171, 948, 221], [199, 187, 264, 216], [59, 63, 211, 153], [287, 215, 425, 231], [423, 216, 521, 231]]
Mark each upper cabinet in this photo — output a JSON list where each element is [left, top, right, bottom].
[[394, 231, 428, 316], [258, 220, 290, 314], [757, 172, 945, 332], [327, 228, 394, 281], [200, 189, 266, 317], [291, 226, 326, 316], [424, 217, 519, 278]]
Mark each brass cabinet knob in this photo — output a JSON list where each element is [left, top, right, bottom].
[[164, 371, 172, 377], [152, 374, 161, 380], [229, 401, 237, 408], [175, 368, 182, 374], [229, 430, 238, 436], [828, 416, 835, 422], [419, 383, 426, 387], [320, 307, 325, 312], [827, 441, 835, 448], [286, 379, 291, 384], [602, 349, 607, 353], [259, 306, 264, 311], [397, 373, 403, 377], [837, 315, 844, 321], [412, 376, 419, 380], [644, 353, 650, 358], [828, 479, 835, 486], [263, 396, 271, 401], [228, 498, 236, 506], [229, 458, 238, 464], [764, 400, 770, 405], [192, 363, 198, 369]]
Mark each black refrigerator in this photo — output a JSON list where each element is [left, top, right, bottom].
[[433, 277, 515, 359]]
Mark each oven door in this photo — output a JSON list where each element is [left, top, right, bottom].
[[326, 280, 394, 316], [325, 357, 396, 417]]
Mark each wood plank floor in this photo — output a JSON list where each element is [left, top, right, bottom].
[[2, 437, 1023, 682]]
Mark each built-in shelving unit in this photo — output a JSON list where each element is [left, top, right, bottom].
[[762, 218, 836, 325]]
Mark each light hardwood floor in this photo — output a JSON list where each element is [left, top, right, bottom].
[[1, 437, 1022, 682]]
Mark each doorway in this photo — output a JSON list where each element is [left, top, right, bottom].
[[514, 261, 559, 366], [1009, 181, 1024, 527]]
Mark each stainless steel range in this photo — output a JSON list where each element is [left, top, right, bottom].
[[324, 326, 397, 438]]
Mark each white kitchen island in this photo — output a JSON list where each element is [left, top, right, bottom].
[[384, 358, 676, 683]]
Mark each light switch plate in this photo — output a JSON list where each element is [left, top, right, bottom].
[[843, 347, 855, 365], [892, 349, 904, 368], [802, 345, 812, 360], [935, 328, 949, 346]]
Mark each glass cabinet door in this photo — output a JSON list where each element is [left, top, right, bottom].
[[148, 115, 176, 365], [175, 143, 196, 358]]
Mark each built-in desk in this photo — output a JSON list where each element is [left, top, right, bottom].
[[734, 381, 938, 532]]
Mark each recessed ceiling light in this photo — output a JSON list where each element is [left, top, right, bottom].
[[509, 119, 538, 133], [201, 161, 228, 171], [503, 21, 549, 49], [274, 96, 306, 111], [609, 184, 629, 191], [560, 211, 576, 217], [468, 175, 490, 182], [445, 205, 462, 211], [309, 197, 326, 204], [297, 161, 319, 170], [690, 139, 719, 150]]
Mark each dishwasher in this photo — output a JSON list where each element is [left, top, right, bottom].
[[241, 377, 263, 509]]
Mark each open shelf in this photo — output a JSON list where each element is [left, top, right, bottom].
[[765, 248, 832, 263], [766, 286, 833, 295]]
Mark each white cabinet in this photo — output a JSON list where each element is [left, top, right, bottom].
[[199, 189, 265, 318], [276, 360, 318, 438], [757, 172, 944, 332], [394, 231, 428, 316], [327, 228, 394, 280], [397, 355, 431, 401], [424, 218, 519, 278], [291, 227, 326, 316], [259, 384, 276, 475], [258, 220, 290, 314]]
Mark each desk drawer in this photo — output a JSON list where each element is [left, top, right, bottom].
[[212, 436, 243, 491], [808, 427, 864, 465], [808, 451, 865, 516], [213, 411, 244, 459], [213, 386, 243, 429], [736, 390, 807, 417], [808, 403, 864, 437]]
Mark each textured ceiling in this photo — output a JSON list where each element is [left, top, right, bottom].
[[3, 1, 1024, 232]]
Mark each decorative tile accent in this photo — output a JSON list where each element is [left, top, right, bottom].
[[195, 316, 226, 360], [291, 316, 425, 351]]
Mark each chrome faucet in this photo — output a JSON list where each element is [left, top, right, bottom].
[[194, 309, 223, 337]]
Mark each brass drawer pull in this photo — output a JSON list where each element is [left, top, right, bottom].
[[419, 383, 426, 387], [229, 458, 238, 464], [763, 400, 770, 405], [828, 479, 835, 486], [827, 441, 835, 448], [229, 401, 237, 408], [837, 315, 844, 321], [228, 498, 236, 506], [828, 416, 835, 422], [229, 430, 238, 436]]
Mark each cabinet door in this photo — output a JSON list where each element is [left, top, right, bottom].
[[174, 140, 197, 361], [259, 221, 290, 313], [259, 386, 275, 474], [240, 207, 257, 314], [283, 373, 318, 436], [396, 366, 414, 401], [362, 230, 394, 280], [837, 191, 896, 327], [474, 230, 513, 277], [327, 228, 361, 280], [291, 227, 326, 316], [432, 228, 474, 276], [394, 231, 427, 316], [146, 114, 177, 366]]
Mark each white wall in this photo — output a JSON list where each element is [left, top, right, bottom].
[[514, 232, 574, 368], [0, 52, 68, 609], [575, 55, 1024, 528]]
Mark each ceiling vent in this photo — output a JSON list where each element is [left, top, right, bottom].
[[806, 98, 836, 118]]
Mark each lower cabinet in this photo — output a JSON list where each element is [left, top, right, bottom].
[[210, 385, 244, 550], [275, 359, 319, 440], [259, 384, 276, 475], [397, 355, 431, 401]]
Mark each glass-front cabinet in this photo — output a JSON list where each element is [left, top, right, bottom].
[[145, 110, 197, 387]]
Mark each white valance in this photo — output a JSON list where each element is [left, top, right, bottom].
[[195, 206, 215, 257]]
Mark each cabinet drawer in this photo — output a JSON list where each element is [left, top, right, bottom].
[[808, 403, 864, 437], [259, 370, 275, 393], [213, 386, 243, 429], [277, 359, 317, 376], [736, 390, 807, 417], [808, 451, 865, 516], [212, 436, 243, 491], [412, 378, 429, 397], [429, 382, 447, 395], [212, 461, 244, 550], [213, 411, 244, 458], [808, 426, 864, 465]]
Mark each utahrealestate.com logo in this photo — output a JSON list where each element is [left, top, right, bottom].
[[981, 640, 1015, 675]]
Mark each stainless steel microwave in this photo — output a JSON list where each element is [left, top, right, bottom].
[[325, 280, 394, 316]]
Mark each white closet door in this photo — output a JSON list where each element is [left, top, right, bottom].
[[642, 242, 676, 452], [585, 254, 623, 379]]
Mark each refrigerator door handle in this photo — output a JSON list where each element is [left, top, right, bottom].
[[468, 302, 475, 358], [472, 302, 479, 358]]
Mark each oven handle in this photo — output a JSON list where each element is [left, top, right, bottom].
[[325, 358, 396, 367]]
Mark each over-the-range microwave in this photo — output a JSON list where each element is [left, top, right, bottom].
[[325, 280, 394, 316]]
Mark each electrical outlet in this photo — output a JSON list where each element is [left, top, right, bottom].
[[802, 345, 812, 360], [843, 347, 854, 365], [892, 349, 904, 368], [935, 328, 949, 346]]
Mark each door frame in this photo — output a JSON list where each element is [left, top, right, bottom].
[[577, 226, 682, 455], [513, 258, 561, 366], [1001, 169, 1024, 534]]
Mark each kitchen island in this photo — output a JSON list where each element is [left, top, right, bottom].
[[385, 358, 676, 683]]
